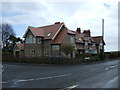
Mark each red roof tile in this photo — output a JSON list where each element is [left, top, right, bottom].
[[67, 30, 76, 35], [52, 27, 67, 44], [92, 36, 102, 44], [27, 23, 63, 40], [29, 26, 44, 37], [16, 43, 24, 50]]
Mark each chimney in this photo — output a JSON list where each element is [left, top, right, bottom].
[[55, 22, 60, 24], [76, 27, 81, 33], [83, 30, 91, 36]]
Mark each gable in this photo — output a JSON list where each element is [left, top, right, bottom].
[[51, 26, 67, 44], [13, 45, 19, 51], [23, 28, 36, 38], [23, 23, 63, 40]]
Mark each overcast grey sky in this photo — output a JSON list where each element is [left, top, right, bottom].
[[1, 0, 119, 52]]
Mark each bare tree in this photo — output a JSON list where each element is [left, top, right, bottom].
[[0, 23, 16, 50]]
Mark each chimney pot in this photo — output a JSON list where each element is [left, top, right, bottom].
[[76, 27, 81, 33], [55, 22, 60, 24]]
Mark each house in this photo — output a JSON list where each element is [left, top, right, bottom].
[[13, 43, 24, 57], [13, 22, 105, 58]]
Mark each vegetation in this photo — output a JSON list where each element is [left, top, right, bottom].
[[2, 51, 120, 64], [1, 23, 23, 52], [61, 44, 74, 57]]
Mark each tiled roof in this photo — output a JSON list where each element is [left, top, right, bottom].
[[27, 23, 63, 40], [75, 32, 94, 43], [29, 26, 44, 37], [92, 36, 103, 44], [16, 43, 24, 50], [52, 27, 67, 44], [67, 30, 76, 35]]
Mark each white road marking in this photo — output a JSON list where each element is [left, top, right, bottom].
[[105, 65, 118, 70], [0, 82, 8, 84], [66, 84, 78, 89], [60, 84, 78, 90], [106, 77, 118, 86], [3, 73, 71, 87], [18, 73, 71, 82], [9, 73, 71, 87]]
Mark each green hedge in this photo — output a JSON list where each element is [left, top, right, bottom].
[[2, 51, 120, 64]]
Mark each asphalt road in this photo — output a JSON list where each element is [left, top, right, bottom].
[[2, 59, 120, 89]]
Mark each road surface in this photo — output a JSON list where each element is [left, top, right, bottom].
[[2, 59, 120, 89]]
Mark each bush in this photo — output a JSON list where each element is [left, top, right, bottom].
[[2, 51, 120, 65]]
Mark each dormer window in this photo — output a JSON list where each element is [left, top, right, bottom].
[[79, 38, 81, 41], [85, 41, 88, 45], [47, 33, 51, 37]]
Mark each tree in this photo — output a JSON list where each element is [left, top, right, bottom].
[[0, 23, 16, 51], [1, 23, 16, 48], [61, 44, 74, 58]]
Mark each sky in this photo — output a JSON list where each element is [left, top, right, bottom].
[[1, 0, 119, 52]]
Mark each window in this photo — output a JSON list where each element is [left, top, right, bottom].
[[26, 50, 29, 56], [47, 33, 51, 37], [38, 50, 41, 56], [70, 37, 74, 43], [79, 38, 81, 41], [26, 35, 36, 43], [85, 41, 88, 45], [32, 50, 35, 56], [29, 35, 33, 43], [26, 38, 29, 43], [52, 45, 59, 50], [92, 43, 95, 46], [28, 50, 31, 55], [85, 50, 88, 53], [100, 43, 103, 46], [33, 37, 36, 43], [37, 38, 41, 43]]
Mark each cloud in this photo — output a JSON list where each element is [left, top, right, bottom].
[[1, 0, 119, 51]]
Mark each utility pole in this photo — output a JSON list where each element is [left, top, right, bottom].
[[102, 19, 104, 60]]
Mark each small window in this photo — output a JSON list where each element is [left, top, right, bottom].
[[32, 50, 35, 56], [47, 33, 51, 37], [85, 41, 88, 45], [79, 38, 81, 41], [28, 50, 31, 55], [52, 45, 59, 50], [37, 38, 41, 43], [26, 50, 29, 55], [29, 35, 33, 43], [33, 37, 36, 43], [70, 37, 74, 43], [92, 43, 95, 46], [38, 50, 41, 56], [100, 43, 103, 46]]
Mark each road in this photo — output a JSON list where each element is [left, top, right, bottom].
[[2, 59, 120, 89]]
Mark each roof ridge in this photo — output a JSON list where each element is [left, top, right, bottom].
[[37, 22, 63, 28]]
